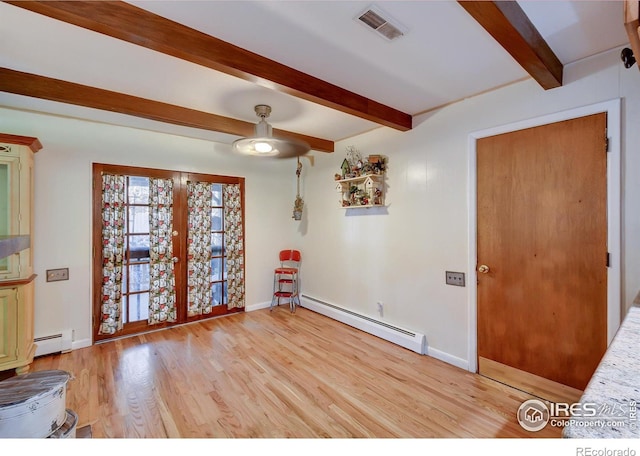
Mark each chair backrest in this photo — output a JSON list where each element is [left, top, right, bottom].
[[279, 249, 301, 265]]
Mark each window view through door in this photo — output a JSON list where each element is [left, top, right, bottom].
[[124, 176, 150, 324], [210, 184, 227, 307], [93, 164, 245, 342]]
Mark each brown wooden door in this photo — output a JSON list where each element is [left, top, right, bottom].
[[476, 113, 608, 399]]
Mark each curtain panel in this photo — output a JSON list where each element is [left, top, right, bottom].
[[99, 174, 126, 335], [224, 183, 245, 309], [148, 177, 177, 324], [187, 181, 213, 316]]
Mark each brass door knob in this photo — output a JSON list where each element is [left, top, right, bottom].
[[478, 264, 490, 274]]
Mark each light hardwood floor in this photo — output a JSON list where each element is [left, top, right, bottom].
[[31, 307, 562, 438]]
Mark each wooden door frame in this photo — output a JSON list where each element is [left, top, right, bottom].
[[466, 99, 621, 374]]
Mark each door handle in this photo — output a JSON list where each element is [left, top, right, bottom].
[[478, 264, 490, 274], [172, 257, 179, 263]]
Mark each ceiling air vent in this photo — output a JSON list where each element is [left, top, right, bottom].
[[356, 6, 406, 41]]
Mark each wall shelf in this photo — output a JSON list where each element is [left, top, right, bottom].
[[335, 173, 386, 208]]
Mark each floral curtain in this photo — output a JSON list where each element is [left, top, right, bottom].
[[187, 181, 213, 316], [148, 177, 177, 324], [223, 183, 245, 309], [99, 174, 126, 335]]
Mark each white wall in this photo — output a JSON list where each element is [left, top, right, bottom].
[[0, 108, 299, 348], [297, 47, 640, 367], [2, 46, 639, 370]]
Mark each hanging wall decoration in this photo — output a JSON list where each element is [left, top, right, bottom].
[[292, 157, 304, 220], [334, 146, 388, 208]]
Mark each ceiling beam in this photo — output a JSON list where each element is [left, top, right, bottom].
[[624, 1, 640, 72], [0, 67, 334, 153], [457, 1, 563, 90], [6, 0, 413, 132]]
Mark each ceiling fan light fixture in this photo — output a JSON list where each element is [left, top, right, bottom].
[[232, 104, 310, 159], [254, 141, 273, 154]]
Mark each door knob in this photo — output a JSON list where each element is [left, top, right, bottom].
[[172, 230, 178, 236], [172, 257, 179, 263], [478, 264, 490, 274]]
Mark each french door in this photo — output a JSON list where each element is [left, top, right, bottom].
[[92, 163, 245, 342]]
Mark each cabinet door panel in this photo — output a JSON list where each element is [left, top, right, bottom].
[[0, 140, 33, 280], [0, 288, 18, 364], [0, 156, 21, 279]]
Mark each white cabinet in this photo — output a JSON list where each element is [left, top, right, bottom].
[[0, 134, 40, 375]]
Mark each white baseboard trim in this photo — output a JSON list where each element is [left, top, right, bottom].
[[71, 338, 92, 351], [426, 346, 469, 370], [245, 301, 271, 312]]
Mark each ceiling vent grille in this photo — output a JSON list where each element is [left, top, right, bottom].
[[357, 6, 406, 41]]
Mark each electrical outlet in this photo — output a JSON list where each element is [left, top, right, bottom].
[[445, 271, 465, 287], [46, 268, 69, 282]]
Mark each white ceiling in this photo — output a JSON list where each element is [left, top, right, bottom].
[[0, 1, 631, 150]]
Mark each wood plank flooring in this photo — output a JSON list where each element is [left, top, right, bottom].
[[30, 307, 562, 438]]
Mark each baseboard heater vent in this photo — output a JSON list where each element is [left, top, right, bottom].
[[301, 295, 426, 354], [34, 330, 73, 357]]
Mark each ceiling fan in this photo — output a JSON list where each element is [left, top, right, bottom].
[[231, 105, 311, 159]]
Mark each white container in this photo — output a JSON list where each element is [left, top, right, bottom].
[[48, 409, 78, 439], [0, 370, 71, 438]]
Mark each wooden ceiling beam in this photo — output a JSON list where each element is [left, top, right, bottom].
[[6, 0, 412, 131], [458, 1, 563, 90], [0, 67, 334, 153], [624, 1, 640, 72]]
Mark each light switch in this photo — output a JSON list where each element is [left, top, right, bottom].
[[445, 271, 465, 287], [46, 268, 69, 282]]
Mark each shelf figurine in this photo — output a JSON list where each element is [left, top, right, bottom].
[[340, 158, 350, 179]]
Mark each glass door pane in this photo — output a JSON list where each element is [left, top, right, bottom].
[[0, 163, 9, 236], [0, 163, 9, 272], [124, 176, 151, 323], [211, 184, 226, 307]]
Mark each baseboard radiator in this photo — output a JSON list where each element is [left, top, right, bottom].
[[34, 330, 73, 357], [300, 295, 427, 355]]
